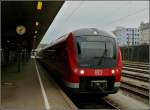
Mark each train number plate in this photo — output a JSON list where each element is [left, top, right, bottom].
[[91, 80, 107, 89], [94, 69, 102, 75]]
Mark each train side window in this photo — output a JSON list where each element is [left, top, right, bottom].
[[59, 45, 66, 61], [55, 46, 63, 62], [47, 49, 57, 61], [77, 42, 81, 54]]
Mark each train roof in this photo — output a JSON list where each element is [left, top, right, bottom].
[[72, 28, 116, 38], [42, 28, 116, 51]]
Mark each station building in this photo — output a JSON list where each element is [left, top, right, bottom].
[[139, 22, 150, 45], [113, 27, 140, 46]]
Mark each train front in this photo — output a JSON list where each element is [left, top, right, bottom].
[[66, 28, 122, 94]]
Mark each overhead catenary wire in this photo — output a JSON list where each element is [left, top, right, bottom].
[[43, 2, 72, 43], [99, 1, 132, 23], [63, 1, 84, 24], [50, 1, 84, 41], [101, 7, 149, 28], [41, 1, 148, 44], [50, 1, 84, 42]]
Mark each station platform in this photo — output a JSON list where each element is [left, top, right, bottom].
[[1, 59, 77, 110]]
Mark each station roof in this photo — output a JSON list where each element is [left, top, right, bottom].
[[2, 1, 64, 52]]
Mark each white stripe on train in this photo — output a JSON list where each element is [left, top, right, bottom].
[[63, 80, 79, 88]]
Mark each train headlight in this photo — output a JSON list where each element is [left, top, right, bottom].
[[112, 69, 115, 74], [80, 70, 85, 75]]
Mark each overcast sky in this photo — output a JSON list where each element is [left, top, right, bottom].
[[41, 1, 149, 44]]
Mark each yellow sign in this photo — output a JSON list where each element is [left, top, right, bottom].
[[37, 1, 43, 10]]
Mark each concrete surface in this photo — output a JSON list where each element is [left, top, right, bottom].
[[105, 90, 149, 110], [1, 59, 77, 110]]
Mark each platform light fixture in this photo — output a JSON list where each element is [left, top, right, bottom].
[[35, 30, 38, 34], [35, 21, 39, 26], [34, 35, 37, 39], [37, 1, 43, 10]]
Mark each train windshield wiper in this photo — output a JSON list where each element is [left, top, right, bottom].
[[98, 42, 107, 65]]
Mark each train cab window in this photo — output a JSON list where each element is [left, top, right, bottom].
[[75, 35, 117, 68], [79, 41, 114, 58]]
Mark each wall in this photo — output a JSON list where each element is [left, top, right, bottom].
[[121, 44, 149, 62]]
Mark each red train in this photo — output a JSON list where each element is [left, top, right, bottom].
[[38, 28, 123, 95]]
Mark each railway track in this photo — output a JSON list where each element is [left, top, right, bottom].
[[124, 64, 149, 70], [122, 70, 149, 82], [68, 94, 120, 109], [122, 62, 149, 82], [123, 61, 149, 66], [121, 61, 149, 103], [123, 67, 149, 74], [121, 81, 149, 98]]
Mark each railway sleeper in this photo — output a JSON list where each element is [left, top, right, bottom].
[[121, 83, 149, 98], [122, 73, 149, 82]]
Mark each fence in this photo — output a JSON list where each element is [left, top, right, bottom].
[[120, 44, 149, 62]]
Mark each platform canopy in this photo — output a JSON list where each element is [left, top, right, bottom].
[[2, 1, 64, 51]]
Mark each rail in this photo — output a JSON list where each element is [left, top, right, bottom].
[[121, 81, 149, 98]]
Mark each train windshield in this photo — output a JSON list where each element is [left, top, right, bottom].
[[75, 36, 117, 68]]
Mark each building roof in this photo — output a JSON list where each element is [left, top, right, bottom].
[[140, 22, 150, 30]]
